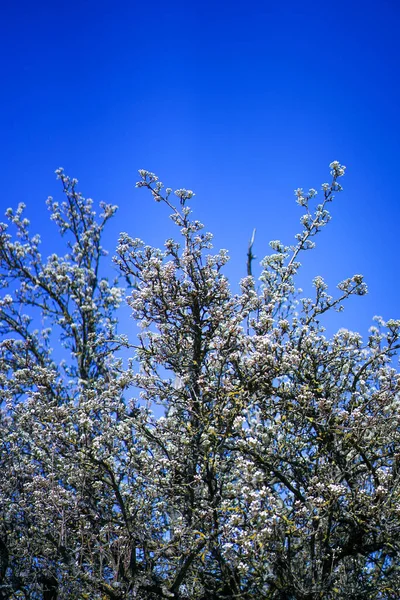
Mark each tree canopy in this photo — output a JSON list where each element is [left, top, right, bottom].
[[0, 163, 399, 599]]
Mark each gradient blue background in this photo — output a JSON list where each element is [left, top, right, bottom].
[[1, 0, 399, 337]]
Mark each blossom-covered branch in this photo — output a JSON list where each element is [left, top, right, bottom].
[[0, 162, 399, 599]]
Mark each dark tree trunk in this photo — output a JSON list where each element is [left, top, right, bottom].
[[41, 574, 58, 600]]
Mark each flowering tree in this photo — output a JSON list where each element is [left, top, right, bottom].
[[0, 162, 399, 599]]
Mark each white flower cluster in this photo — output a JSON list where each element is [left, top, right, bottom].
[[0, 162, 398, 599]]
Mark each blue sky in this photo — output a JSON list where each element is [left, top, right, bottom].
[[1, 0, 399, 337]]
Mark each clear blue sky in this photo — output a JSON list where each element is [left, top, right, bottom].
[[1, 0, 399, 337]]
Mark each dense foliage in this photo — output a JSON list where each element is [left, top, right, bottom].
[[0, 163, 399, 599]]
